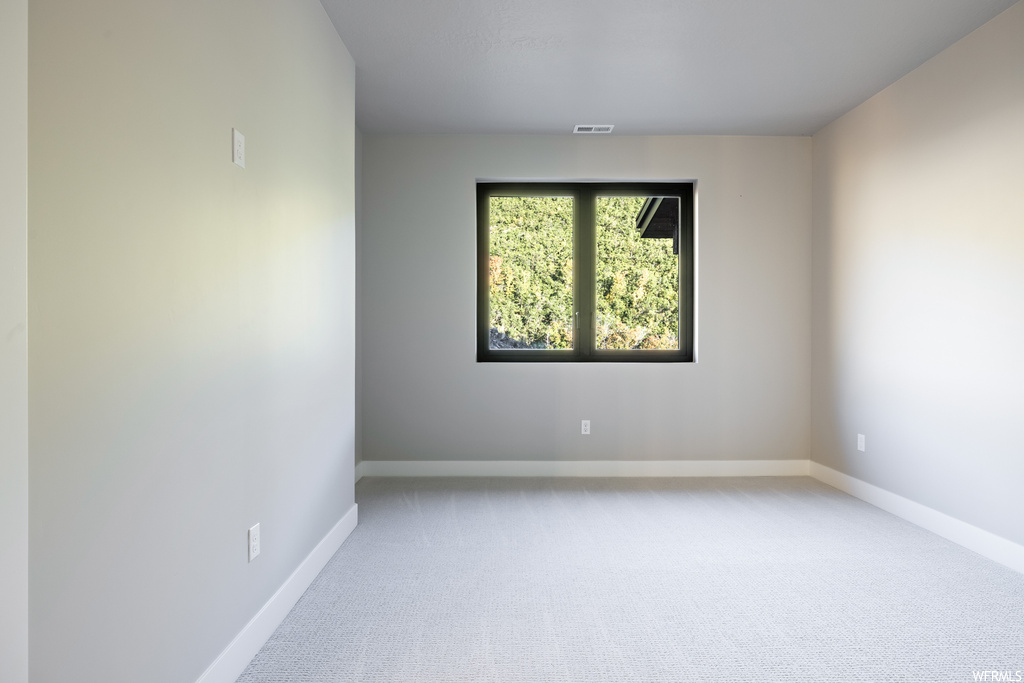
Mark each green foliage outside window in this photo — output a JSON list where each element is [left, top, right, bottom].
[[595, 197, 678, 350], [489, 196, 574, 349], [489, 196, 678, 350]]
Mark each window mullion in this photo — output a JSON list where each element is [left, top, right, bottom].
[[577, 187, 596, 359]]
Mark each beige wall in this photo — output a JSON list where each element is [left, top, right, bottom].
[[1, 0, 29, 680], [360, 135, 811, 463], [28, 0, 356, 680], [811, 3, 1024, 545]]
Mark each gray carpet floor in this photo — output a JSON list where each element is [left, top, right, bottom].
[[237, 477, 1024, 682]]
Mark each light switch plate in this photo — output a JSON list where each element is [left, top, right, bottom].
[[232, 128, 245, 168]]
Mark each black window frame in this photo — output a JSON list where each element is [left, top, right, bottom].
[[477, 181, 695, 363]]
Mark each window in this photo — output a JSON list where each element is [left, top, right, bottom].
[[477, 182, 694, 362]]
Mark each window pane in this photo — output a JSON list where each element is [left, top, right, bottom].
[[488, 196, 574, 350], [595, 196, 679, 350]]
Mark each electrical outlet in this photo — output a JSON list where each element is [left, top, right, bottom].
[[232, 128, 245, 168], [857, 434, 866, 452], [248, 523, 260, 562], [581, 419, 591, 435]]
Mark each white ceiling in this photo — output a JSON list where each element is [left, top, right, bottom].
[[320, 0, 1017, 136]]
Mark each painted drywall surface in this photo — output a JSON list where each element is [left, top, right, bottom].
[[811, 2, 1024, 545], [355, 126, 363, 466], [28, 0, 355, 681], [0, 1, 29, 681], [361, 135, 811, 463]]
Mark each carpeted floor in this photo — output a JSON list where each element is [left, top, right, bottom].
[[237, 476, 1024, 682]]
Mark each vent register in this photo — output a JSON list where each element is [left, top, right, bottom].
[[573, 124, 614, 134]]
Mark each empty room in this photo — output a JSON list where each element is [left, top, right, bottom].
[[2, 0, 1023, 681]]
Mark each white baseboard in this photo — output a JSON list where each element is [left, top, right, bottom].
[[809, 462, 1024, 575], [195, 504, 359, 683], [357, 459, 810, 478], [355, 460, 365, 484]]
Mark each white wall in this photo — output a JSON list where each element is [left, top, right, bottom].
[[28, 0, 356, 680], [812, 2, 1024, 546], [0, 0, 29, 680], [361, 135, 811, 463], [355, 126, 364, 466]]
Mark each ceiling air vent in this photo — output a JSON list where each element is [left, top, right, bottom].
[[573, 124, 614, 134]]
